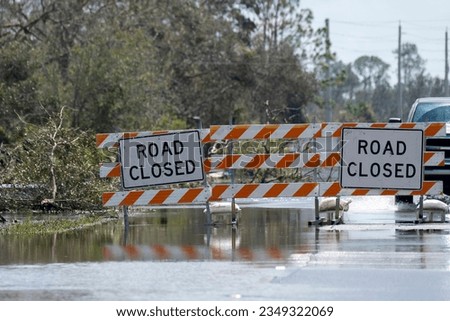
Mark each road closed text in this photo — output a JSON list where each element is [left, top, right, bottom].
[[119, 131, 204, 189], [340, 128, 424, 190], [346, 139, 416, 179], [128, 141, 197, 180]]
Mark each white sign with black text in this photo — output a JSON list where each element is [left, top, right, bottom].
[[340, 128, 424, 190], [119, 130, 204, 189]]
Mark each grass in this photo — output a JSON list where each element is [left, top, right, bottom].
[[0, 214, 115, 235]]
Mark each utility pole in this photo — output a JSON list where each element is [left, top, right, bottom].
[[325, 18, 332, 122], [445, 28, 449, 96], [398, 22, 403, 119]]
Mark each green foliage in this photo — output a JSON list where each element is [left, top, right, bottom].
[[0, 42, 41, 139], [0, 215, 107, 235], [0, 108, 116, 209], [353, 56, 390, 90], [0, 0, 325, 133], [341, 102, 376, 122]]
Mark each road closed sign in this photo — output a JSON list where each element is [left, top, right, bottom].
[[119, 130, 204, 189], [340, 127, 424, 190]]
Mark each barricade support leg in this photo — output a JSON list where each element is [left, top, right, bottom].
[[415, 196, 424, 224], [309, 196, 324, 226], [335, 196, 340, 221]]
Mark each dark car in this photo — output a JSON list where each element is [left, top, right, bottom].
[[407, 97, 450, 195]]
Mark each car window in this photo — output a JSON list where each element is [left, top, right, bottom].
[[412, 103, 450, 122]]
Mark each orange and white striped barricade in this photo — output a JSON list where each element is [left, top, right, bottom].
[[206, 122, 446, 224], [97, 122, 446, 225], [96, 128, 213, 149], [209, 122, 445, 140], [100, 150, 443, 177], [204, 152, 340, 171], [103, 244, 289, 262], [209, 183, 319, 201], [319, 181, 443, 197], [100, 183, 319, 207], [97, 129, 211, 226], [102, 187, 210, 207]]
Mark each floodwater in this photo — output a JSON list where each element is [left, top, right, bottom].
[[1, 196, 450, 300]]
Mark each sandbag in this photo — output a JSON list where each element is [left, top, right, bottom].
[[319, 198, 352, 212], [419, 199, 449, 212]]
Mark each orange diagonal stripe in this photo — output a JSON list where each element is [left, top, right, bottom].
[[149, 190, 173, 205], [123, 132, 139, 139], [178, 188, 203, 203], [293, 183, 318, 197], [267, 247, 283, 259], [210, 185, 230, 201], [203, 159, 212, 172], [323, 152, 340, 167], [181, 245, 198, 260], [238, 248, 253, 261], [304, 153, 320, 167], [246, 154, 269, 168], [102, 192, 115, 205], [124, 245, 140, 259], [202, 132, 213, 143], [152, 244, 170, 260], [370, 123, 387, 128], [334, 123, 358, 137], [264, 183, 288, 197], [322, 182, 341, 196], [120, 190, 145, 206], [315, 123, 328, 138], [219, 155, 240, 169], [209, 125, 220, 138], [225, 125, 249, 140], [284, 124, 308, 138], [411, 181, 435, 195], [234, 184, 259, 198], [255, 125, 278, 139], [108, 164, 121, 177], [423, 152, 433, 163], [96, 133, 109, 147], [425, 123, 445, 137], [351, 189, 369, 196], [399, 123, 416, 129], [277, 153, 298, 168], [211, 247, 225, 260]]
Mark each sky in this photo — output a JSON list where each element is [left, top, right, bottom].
[[302, 0, 450, 82]]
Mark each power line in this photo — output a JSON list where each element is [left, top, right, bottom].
[[324, 18, 448, 80], [332, 46, 393, 54], [333, 18, 449, 25], [332, 20, 398, 26], [332, 32, 396, 41]]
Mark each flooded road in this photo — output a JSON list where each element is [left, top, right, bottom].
[[1, 196, 450, 300]]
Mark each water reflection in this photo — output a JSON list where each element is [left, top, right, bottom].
[[1, 205, 450, 268]]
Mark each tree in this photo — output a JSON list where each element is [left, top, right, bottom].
[[395, 42, 426, 86], [339, 102, 376, 122], [0, 42, 42, 141], [371, 83, 396, 121], [1, 0, 326, 132], [353, 56, 390, 99], [0, 106, 114, 209], [234, 0, 325, 123]]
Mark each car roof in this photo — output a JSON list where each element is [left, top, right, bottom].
[[415, 97, 450, 103]]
